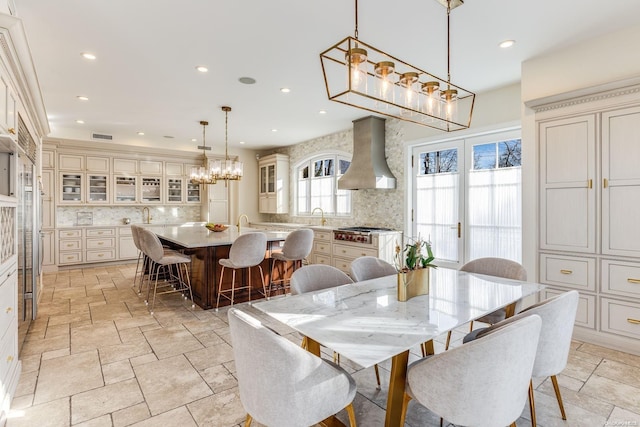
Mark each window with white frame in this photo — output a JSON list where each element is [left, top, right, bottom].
[[296, 154, 352, 216]]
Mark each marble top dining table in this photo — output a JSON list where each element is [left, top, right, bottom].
[[253, 267, 545, 427]]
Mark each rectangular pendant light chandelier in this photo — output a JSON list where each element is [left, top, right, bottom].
[[320, 0, 475, 132], [190, 106, 243, 185]]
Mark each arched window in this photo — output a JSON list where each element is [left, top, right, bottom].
[[295, 153, 352, 216]]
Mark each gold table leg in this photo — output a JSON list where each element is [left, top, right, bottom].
[[385, 350, 410, 427]]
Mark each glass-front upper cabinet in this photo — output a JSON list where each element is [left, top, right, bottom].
[[114, 176, 137, 203], [187, 182, 201, 203], [141, 177, 162, 203], [59, 173, 83, 204], [87, 174, 109, 203], [167, 178, 183, 203]]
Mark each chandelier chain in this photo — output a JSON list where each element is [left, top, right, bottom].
[[447, 0, 451, 84], [354, 0, 359, 39]]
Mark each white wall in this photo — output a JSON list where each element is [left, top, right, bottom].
[[520, 23, 640, 280]]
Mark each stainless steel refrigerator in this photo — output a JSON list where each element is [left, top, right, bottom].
[[16, 150, 39, 353]]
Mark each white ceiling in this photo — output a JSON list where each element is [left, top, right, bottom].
[[15, 0, 640, 151]]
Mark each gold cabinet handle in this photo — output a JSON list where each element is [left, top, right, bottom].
[[6, 307, 12, 313], [361, 253, 367, 256], [603, 178, 608, 189], [342, 249, 347, 254], [588, 179, 593, 189], [98, 242, 104, 245], [67, 244, 73, 247], [627, 278, 640, 284], [98, 231, 103, 235], [67, 256, 74, 260], [98, 254, 104, 257], [628, 318, 640, 325], [6, 356, 13, 362], [7, 127, 15, 134], [560, 269, 573, 275]]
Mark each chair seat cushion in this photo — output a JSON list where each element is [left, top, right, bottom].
[[219, 258, 257, 269], [271, 251, 302, 262], [158, 253, 191, 265]]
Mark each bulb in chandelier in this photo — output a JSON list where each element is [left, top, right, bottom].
[[421, 81, 441, 120], [345, 47, 368, 93], [374, 61, 395, 106], [399, 72, 419, 115], [441, 89, 459, 122]]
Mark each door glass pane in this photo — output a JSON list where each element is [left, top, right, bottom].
[[419, 148, 457, 174], [498, 139, 522, 167], [472, 143, 496, 170]]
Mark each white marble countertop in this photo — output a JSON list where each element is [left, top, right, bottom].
[[154, 224, 290, 248], [253, 268, 544, 368]]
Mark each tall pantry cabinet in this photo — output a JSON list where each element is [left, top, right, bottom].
[[532, 81, 640, 355]]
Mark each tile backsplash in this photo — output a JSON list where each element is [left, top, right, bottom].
[[56, 206, 201, 227]]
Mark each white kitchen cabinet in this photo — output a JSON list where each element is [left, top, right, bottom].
[[59, 154, 84, 171], [258, 154, 289, 214], [0, 76, 7, 135], [533, 85, 640, 355], [41, 149, 55, 169], [539, 115, 596, 253], [113, 175, 137, 203], [601, 106, 640, 258], [139, 160, 162, 175], [118, 227, 138, 260], [59, 172, 84, 204], [165, 162, 183, 176], [86, 156, 110, 173], [113, 158, 138, 175], [201, 181, 228, 224], [41, 169, 54, 228], [0, 258, 18, 423], [166, 177, 183, 203], [41, 230, 55, 267]]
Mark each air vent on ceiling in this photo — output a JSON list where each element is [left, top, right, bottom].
[[91, 132, 113, 141]]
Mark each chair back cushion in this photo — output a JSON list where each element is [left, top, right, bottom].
[[228, 308, 356, 427], [460, 257, 527, 281], [290, 265, 353, 295], [407, 315, 542, 427], [228, 232, 267, 268], [350, 256, 397, 282], [131, 225, 142, 251], [282, 228, 314, 260], [139, 228, 164, 262]]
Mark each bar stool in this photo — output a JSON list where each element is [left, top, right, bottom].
[[269, 228, 314, 296], [216, 232, 268, 310], [139, 228, 194, 315], [131, 225, 148, 294]]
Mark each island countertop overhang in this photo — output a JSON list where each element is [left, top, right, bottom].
[[154, 225, 290, 248]]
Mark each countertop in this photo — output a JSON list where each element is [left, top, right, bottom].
[[154, 225, 290, 248]]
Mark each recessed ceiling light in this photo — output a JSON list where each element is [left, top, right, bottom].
[[271, 129, 278, 132], [319, 110, 327, 115], [191, 138, 197, 142], [499, 39, 515, 49], [280, 87, 290, 93], [238, 77, 257, 85], [76, 96, 89, 101], [81, 52, 96, 60], [195, 66, 208, 73], [75, 120, 85, 124], [239, 141, 245, 145], [137, 131, 145, 136]]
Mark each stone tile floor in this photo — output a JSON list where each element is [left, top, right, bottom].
[[6, 264, 640, 426]]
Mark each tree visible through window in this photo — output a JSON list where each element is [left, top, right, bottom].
[[296, 154, 352, 216]]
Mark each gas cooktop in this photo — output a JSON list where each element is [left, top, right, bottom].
[[337, 226, 393, 232]]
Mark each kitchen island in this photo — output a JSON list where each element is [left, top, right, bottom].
[[155, 224, 289, 309]]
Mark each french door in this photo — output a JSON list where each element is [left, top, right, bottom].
[[411, 130, 522, 269]]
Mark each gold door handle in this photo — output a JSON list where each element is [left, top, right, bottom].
[[588, 179, 593, 189], [458, 222, 461, 238], [6, 307, 12, 313], [603, 178, 608, 189], [628, 278, 640, 284], [7, 128, 15, 134], [560, 269, 573, 275], [6, 356, 13, 362], [627, 318, 640, 325]]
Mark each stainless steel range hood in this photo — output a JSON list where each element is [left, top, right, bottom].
[[338, 116, 396, 190]]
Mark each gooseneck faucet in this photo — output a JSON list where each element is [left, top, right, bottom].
[[311, 207, 326, 226], [142, 207, 151, 224], [236, 214, 249, 232]]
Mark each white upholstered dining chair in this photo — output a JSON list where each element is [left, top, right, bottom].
[[464, 290, 579, 426], [228, 308, 357, 427], [401, 314, 542, 427], [349, 256, 396, 282]]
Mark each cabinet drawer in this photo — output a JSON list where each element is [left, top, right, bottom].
[[313, 231, 332, 241], [119, 227, 133, 236], [313, 254, 331, 266], [86, 237, 115, 250], [0, 318, 17, 385], [86, 228, 115, 237], [59, 251, 82, 264], [540, 253, 596, 291], [313, 241, 331, 255], [59, 229, 82, 238], [601, 297, 640, 340], [59, 239, 82, 251], [332, 244, 377, 259], [332, 257, 354, 275], [0, 268, 16, 339], [86, 249, 116, 262], [602, 259, 640, 298], [542, 288, 595, 329]]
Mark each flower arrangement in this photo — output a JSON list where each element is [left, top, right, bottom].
[[395, 236, 437, 272]]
